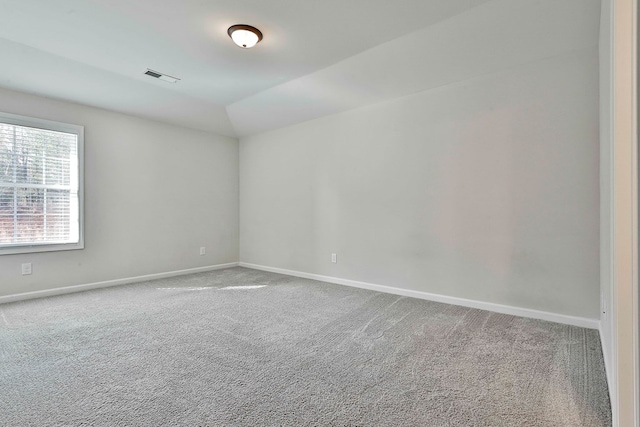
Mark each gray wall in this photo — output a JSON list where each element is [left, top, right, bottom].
[[0, 87, 239, 297], [240, 49, 600, 319], [599, 0, 613, 383]]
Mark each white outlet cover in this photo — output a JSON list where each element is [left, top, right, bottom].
[[21, 263, 32, 275]]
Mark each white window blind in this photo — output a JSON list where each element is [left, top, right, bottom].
[[0, 112, 83, 254]]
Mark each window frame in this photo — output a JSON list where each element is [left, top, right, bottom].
[[0, 111, 84, 255]]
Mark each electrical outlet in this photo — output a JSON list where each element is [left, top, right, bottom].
[[21, 263, 32, 275], [331, 253, 337, 263], [200, 247, 206, 256]]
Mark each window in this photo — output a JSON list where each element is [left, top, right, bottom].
[[0, 112, 83, 254]]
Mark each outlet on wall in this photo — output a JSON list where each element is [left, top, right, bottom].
[[331, 253, 337, 263], [200, 247, 206, 256], [21, 263, 32, 275]]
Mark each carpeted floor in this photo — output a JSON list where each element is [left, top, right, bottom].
[[0, 267, 611, 426]]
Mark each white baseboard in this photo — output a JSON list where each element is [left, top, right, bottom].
[[239, 262, 600, 330], [599, 322, 616, 423], [0, 262, 239, 304], [2, 260, 601, 331]]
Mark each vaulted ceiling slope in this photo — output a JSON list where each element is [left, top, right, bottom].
[[0, 0, 600, 138]]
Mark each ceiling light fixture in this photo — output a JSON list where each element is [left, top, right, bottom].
[[227, 24, 263, 49]]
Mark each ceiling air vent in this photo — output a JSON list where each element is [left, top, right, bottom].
[[144, 69, 180, 83]]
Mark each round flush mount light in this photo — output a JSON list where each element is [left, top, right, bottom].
[[227, 24, 263, 49]]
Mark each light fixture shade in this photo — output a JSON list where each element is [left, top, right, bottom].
[[228, 24, 263, 49]]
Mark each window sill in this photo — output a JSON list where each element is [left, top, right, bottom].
[[0, 242, 84, 255]]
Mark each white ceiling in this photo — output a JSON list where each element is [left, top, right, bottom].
[[0, 0, 600, 138]]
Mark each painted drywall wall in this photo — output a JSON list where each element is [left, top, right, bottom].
[[240, 49, 600, 319], [0, 87, 238, 298], [598, 0, 615, 413]]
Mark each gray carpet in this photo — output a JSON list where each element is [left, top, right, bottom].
[[0, 267, 611, 426]]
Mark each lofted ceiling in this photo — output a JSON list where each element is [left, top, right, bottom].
[[0, 0, 600, 138]]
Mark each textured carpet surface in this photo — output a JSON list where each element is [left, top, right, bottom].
[[1, 267, 610, 426]]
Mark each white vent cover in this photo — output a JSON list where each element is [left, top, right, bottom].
[[144, 69, 180, 83]]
